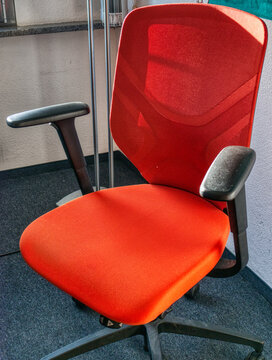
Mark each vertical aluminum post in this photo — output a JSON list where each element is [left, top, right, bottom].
[[121, 0, 128, 21], [87, 0, 100, 191], [103, 0, 114, 188], [1, 0, 7, 23]]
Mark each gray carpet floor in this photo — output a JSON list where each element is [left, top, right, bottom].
[[0, 158, 271, 360]]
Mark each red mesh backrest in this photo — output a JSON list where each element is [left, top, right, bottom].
[[111, 4, 267, 206]]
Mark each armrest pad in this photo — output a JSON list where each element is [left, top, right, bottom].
[[200, 146, 256, 201], [7, 102, 90, 128]]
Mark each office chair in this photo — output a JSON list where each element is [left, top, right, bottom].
[[7, 4, 268, 360]]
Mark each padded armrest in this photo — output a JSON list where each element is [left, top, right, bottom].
[[200, 146, 256, 202], [7, 102, 90, 128], [7, 101, 93, 195]]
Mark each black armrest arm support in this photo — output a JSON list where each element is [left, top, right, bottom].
[[199, 146, 256, 278], [7, 102, 93, 195], [208, 187, 249, 278]]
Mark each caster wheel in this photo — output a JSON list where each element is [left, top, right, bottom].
[[245, 351, 265, 360], [72, 297, 85, 309], [185, 283, 200, 299]]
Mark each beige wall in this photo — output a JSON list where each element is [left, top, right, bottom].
[[0, 28, 120, 171]]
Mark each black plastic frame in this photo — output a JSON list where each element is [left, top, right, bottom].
[[209, 185, 249, 278], [50, 119, 93, 195]]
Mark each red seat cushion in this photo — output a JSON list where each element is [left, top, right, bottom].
[[20, 184, 229, 325]]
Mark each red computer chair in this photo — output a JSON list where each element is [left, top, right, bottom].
[[7, 4, 267, 360]]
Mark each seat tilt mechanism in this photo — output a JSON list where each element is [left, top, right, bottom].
[[100, 307, 173, 329], [99, 315, 123, 329]]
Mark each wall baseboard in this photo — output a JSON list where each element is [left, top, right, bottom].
[[0, 150, 140, 181]]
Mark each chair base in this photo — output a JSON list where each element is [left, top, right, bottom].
[[41, 314, 265, 360]]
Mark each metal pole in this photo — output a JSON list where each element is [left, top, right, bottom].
[[104, 0, 114, 188], [1, 0, 7, 23], [87, 0, 100, 191], [121, 0, 128, 21]]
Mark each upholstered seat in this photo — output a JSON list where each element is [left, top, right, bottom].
[[21, 184, 229, 325]]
